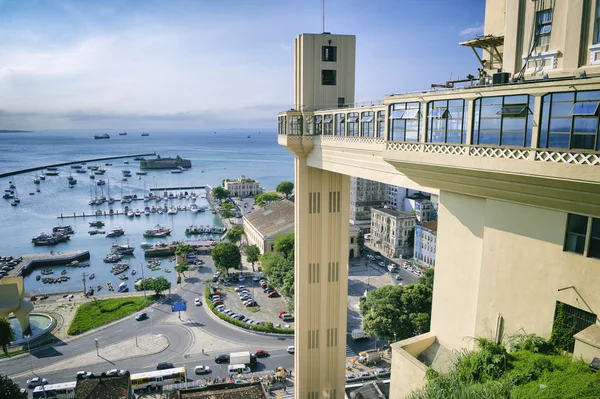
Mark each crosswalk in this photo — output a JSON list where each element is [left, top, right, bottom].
[[276, 387, 295, 399]]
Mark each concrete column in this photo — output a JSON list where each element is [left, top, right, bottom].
[[295, 156, 350, 399]]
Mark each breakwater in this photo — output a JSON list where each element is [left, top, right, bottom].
[[0, 152, 156, 178], [150, 186, 205, 191], [12, 250, 90, 277]]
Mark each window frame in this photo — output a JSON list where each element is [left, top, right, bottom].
[[347, 112, 359, 136], [335, 113, 345, 136], [323, 115, 334, 135], [322, 70, 336, 86], [472, 95, 534, 147], [426, 99, 467, 144], [361, 111, 375, 137], [535, 9, 553, 47], [322, 46, 337, 62], [389, 102, 422, 142]]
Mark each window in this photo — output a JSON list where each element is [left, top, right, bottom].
[[289, 117, 302, 135], [335, 114, 345, 136], [564, 214, 587, 254], [536, 9, 553, 47], [278, 116, 286, 135], [590, 218, 600, 259], [539, 91, 600, 150], [324, 115, 333, 135], [314, 115, 323, 135], [426, 99, 467, 143], [472, 95, 534, 147], [596, 1, 600, 44], [306, 116, 313, 135], [551, 301, 597, 352], [322, 46, 337, 62], [338, 97, 345, 108], [389, 102, 422, 141], [361, 112, 374, 137], [377, 111, 385, 138], [347, 112, 359, 136], [322, 70, 336, 86]]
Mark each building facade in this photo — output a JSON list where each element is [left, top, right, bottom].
[[349, 177, 389, 233], [243, 199, 295, 254], [370, 208, 416, 259], [278, 1, 600, 397], [387, 186, 420, 212], [224, 176, 262, 197], [414, 221, 437, 268]]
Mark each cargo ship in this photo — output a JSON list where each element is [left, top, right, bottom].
[[94, 133, 110, 139]]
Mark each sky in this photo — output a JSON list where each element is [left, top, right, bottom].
[[0, 0, 485, 130]]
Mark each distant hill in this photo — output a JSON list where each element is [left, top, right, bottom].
[[0, 130, 32, 133]]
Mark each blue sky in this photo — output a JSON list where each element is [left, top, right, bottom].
[[0, 0, 485, 130]]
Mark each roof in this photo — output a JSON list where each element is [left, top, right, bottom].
[[574, 323, 600, 347], [180, 382, 268, 399], [346, 381, 389, 399], [74, 375, 130, 399], [421, 221, 438, 232], [244, 199, 294, 238], [373, 207, 413, 219], [459, 34, 504, 48]]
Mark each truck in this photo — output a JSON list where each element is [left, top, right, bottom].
[[351, 329, 369, 340], [229, 351, 256, 366], [359, 350, 381, 364]]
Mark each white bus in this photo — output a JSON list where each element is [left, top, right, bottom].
[[33, 381, 76, 399], [130, 367, 187, 390]]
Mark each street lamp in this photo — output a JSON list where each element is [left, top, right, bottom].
[[26, 335, 47, 398], [94, 338, 99, 357]]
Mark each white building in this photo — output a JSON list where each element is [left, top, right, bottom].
[[349, 177, 388, 233], [387, 186, 419, 211], [224, 175, 263, 197], [414, 221, 437, 268], [370, 207, 416, 259]]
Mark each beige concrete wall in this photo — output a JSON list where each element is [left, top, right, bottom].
[[389, 338, 431, 399], [484, 0, 505, 36], [431, 191, 485, 350], [242, 217, 266, 253], [574, 336, 600, 364]]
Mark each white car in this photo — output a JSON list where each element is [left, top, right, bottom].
[[252, 275, 261, 281], [194, 298, 202, 306], [27, 377, 48, 389], [235, 286, 246, 292], [238, 276, 245, 282], [374, 368, 391, 378], [106, 369, 127, 376], [345, 373, 361, 382], [194, 365, 211, 375], [395, 275, 403, 281], [287, 345, 295, 354], [76, 371, 93, 379]]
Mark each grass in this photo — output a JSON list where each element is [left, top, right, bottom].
[[245, 306, 260, 313], [67, 296, 154, 335]]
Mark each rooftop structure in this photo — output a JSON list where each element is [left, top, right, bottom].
[[74, 373, 131, 399], [277, 1, 600, 397], [243, 199, 295, 253]]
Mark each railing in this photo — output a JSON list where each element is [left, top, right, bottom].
[[280, 100, 385, 113]]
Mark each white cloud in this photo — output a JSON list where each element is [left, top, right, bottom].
[[459, 23, 484, 38]]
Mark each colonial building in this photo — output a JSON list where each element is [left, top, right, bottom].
[[349, 177, 388, 233], [243, 199, 295, 254], [414, 221, 437, 268], [370, 208, 416, 259], [224, 175, 262, 197]]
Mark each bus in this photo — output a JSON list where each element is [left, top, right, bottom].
[[130, 367, 187, 390], [33, 381, 76, 399]]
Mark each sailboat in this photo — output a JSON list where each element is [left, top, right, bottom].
[[107, 178, 115, 204]]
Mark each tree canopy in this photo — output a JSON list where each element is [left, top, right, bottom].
[[245, 244, 260, 272], [211, 242, 241, 274], [174, 262, 190, 280], [226, 225, 244, 244], [175, 243, 194, 257], [360, 283, 432, 342], [274, 233, 294, 259], [0, 317, 14, 357], [260, 252, 293, 288], [276, 181, 294, 198], [139, 276, 171, 296], [417, 268, 434, 290], [0, 374, 25, 398], [212, 186, 229, 200], [254, 192, 281, 207]]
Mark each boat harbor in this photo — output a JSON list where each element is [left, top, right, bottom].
[[150, 185, 205, 191], [5, 250, 90, 277]]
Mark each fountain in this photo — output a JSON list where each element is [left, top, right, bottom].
[[9, 313, 54, 344]]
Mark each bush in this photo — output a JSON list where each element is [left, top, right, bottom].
[[204, 286, 293, 335], [68, 297, 154, 335]]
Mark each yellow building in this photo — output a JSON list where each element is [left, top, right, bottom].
[[278, 1, 600, 398], [224, 175, 262, 197]]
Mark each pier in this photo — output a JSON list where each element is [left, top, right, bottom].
[[150, 186, 205, 191], [10, 250, 90, 277], [0, 152, 156, 178], [57, 211, 130, 219]]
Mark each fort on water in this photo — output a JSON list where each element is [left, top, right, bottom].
[[140, 155, 192, 170]]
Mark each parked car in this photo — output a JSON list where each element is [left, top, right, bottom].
[[287, 346, 295, 354], [135, 312, 148, 321], [395, 275, 403, 281], [281, 314, 294, 321], [235, 314, 245, 320], [156, 362, 174, 370], [235, 285, 246, 292], [212, 300, 223, 306], [211, 275, 219, 282], [194, 365, 211, 375], [375, 255, 382, 260], [254, 349, 269, 357], [360, 371, 376, 380], [245, 301, 258, 307], [267, 291, 280, 298], [252, 275, 261, 281], [26, 377, 48, 389], [264, 287, 273, 293], [374, 368, 391, 378], [215, 354, 230, 363], [345, 373, 361, 383]]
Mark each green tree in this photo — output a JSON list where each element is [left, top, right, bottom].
[[151, 276, 171, 296], [212, 186, 229, 200], [417, 268, 434, 290], [174, 262, 190, 281], [282, 268, 295, 297], [360, 283, 432, 342], [245, 244, 260, 272], [0, 317, 14, 357], [274, 233, 294, 259], [254, 192, 281, 207], [260, 252, 293, 288], [175, 243, 194, 264], [357, 231, 365, 251], [276, 181, 294, 198], [226, 225, 244, 244], [211, 242, 242, 274], [0, 374, 25, 398]]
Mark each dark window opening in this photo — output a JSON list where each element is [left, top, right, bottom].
[[589, 218, 600, 259], [322, 70, 336, 86], [551, 301, 597, 353], [564, 213, 588, 254], [338, 97, 345, 108], [322, 46, 337, 62]]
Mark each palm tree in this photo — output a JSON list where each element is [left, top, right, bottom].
[[174, 262, 190, 280], [175, 243, 194, 264], [0, 317, 15, 357]]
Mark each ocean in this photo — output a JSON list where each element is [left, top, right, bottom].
[[0, 129, 293, 295]]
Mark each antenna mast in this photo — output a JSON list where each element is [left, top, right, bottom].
[[322, 0, 325, 33]]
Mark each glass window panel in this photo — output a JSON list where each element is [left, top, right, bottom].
[[565, 214, 588, 254], [447, 119, 462, 131], [377, 112, 386, 121], [479, 118, 501, 130], [361, 116, 373, 123], [540, 96, 551, 148], [324, 115, 333, 123], [500, 133, 525, 146], [551, 101, 574, 117], [315, 115, 322, 123], [448, 99, 463, 107], [347, 117, 358, 123], [405, 129, 419, 142], [538, 24, 552, 34], [552, 92, 575, 102], [526, 115, 533, 147], [430, 109, 448, 118], [549, 118, 572, 132], [502, 117, 527, 132], [478, 132, 500, 145], [430, 130, 446, 143], [448, 106, 463, 118], [538, 9, 553, 23], [589, 219, 600, 259], [571, 102, 600, 116], [573, 117, 598, 133], [503, 95, 530, 104], [548, 133, 570, 148], [392, 103, 407, 110], [401, 109, 420, 119], [446, 131, 461, 143], [481, 97, 503, 105], [406, 102, 420, 109], [480, 105, 501, 118], [337, 114, 345, 121], [571, 134, 596, 150], [390, 110, 405, 119], [498, 104, 531, 117], [576, 91, 600, 101]]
